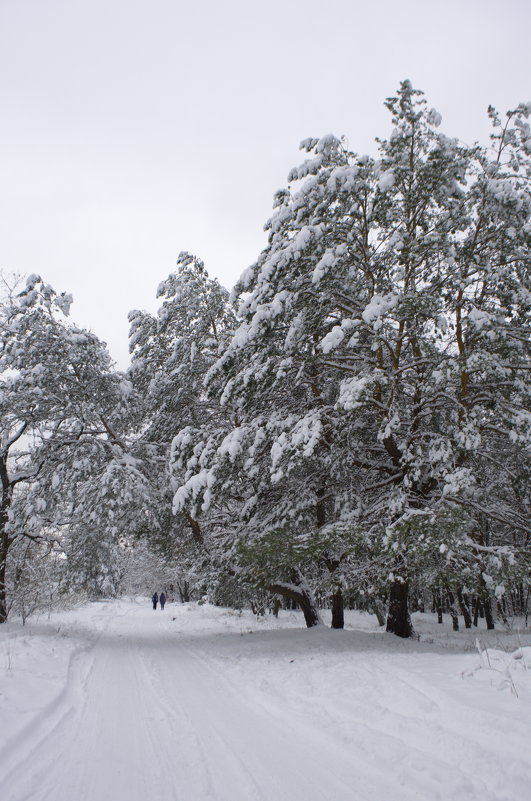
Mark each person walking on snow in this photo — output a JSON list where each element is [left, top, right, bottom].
[[152, 592, 158, 610], [159, 592, 166, 610]]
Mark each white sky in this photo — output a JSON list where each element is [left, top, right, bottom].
[[1, 0, 530, 368]]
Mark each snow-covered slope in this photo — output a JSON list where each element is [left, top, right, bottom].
[[0, 599, 530, 801]]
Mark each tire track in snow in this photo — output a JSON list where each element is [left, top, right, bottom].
[[145, 636, 405, 801], [139, 634, 268, 801], [349, 656, 525, 800], [193, 635, 530, 801], [377, 657, 531, 800], [0, 634, 97, 801], [3, 603, 528, 801], [134, 641, 219, 800], [0, 603, 141, 801], [66, 635, 177, 801], [247, 648, 524, 801]]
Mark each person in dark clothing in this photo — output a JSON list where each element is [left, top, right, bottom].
[[159, 592, 166, 610], [152, 592, 158, 610]]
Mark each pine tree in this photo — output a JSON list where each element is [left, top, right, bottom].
[[128, 254, 237, 598], [172, 83, 530, 634], [0, 275, 137, 619]]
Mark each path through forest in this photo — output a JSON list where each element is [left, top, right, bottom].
[[0, 600, 530, 801]]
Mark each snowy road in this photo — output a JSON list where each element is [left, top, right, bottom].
[[0, 600, 530, 801]]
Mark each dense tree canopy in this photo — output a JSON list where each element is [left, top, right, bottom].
[[1, 83, 529, 634], [0, 275, 141, 619], [172, 82, 531, 634]]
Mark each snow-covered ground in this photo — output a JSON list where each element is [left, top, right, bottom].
[[0, 599, 530, 801]]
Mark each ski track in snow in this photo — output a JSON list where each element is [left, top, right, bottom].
[[0, 600, 530, 801]]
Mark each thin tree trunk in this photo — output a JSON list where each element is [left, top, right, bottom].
[[446, 588, 459, 631], [435, 590, 443, 624], [497, 599, 509, 627], [331, 588, 344, 629], [457, 588, 472, 628], [473, 597, 482, 626], [0, 529, 11, 624], [371, 598, 387, 627], [484, 596, 495, 630], [386, 580, 414, 638], [479, 574, 495, 630], [0, 546, 7, 623], [177, 580, 190, 603], [521, 584, 527, 618], [0, 457, 14, 624]]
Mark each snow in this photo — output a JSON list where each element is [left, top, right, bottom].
[[320, 319, 359, 354], [217, 427, 245, 461], [468, 307, 492, 329], [377, 169, 395, 191], [326, 165, 360, 193], [337, 375, 371, 409], [311, 249, 337, 285], [0, 600, 530, 801], [428, 108, 443, 127], [172, 468, 212, 512], [320, 324, 345, 353], [290, 413, 322, 457], [361, 293, 398, 325]]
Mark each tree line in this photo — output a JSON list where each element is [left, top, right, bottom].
[[1, 82, 529, 635]]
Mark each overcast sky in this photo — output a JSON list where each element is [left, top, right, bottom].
[[1, 0, 530, 368]]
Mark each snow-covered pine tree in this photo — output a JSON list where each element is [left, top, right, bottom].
[[172, 82, 530, 635], [128, 253, 237, 598], [0, 275, 139, 619], [171, 139, 370, 627]]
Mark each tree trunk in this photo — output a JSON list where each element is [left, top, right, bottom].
[[182, 510, 204, 545], [386, 580, 414, 638], [0, 529, 11, 624], [371, 598, 387, 627], [298, 591, 322, 628], [268, 569, 322, 628], [177, 580, 190, 603], [479, 574, 495, 630], [331, 588, 344, 629], [435, 590, 443, 624], [473, 597, 481, 627], [0, 547, 7, 623], [484, 596, 495, 630], [497, 599, 509, 627], [457, 588, 472, 628], [1, 458, 14, 624], [446, 588, 459, 631], [521, 584, 527, 619]]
